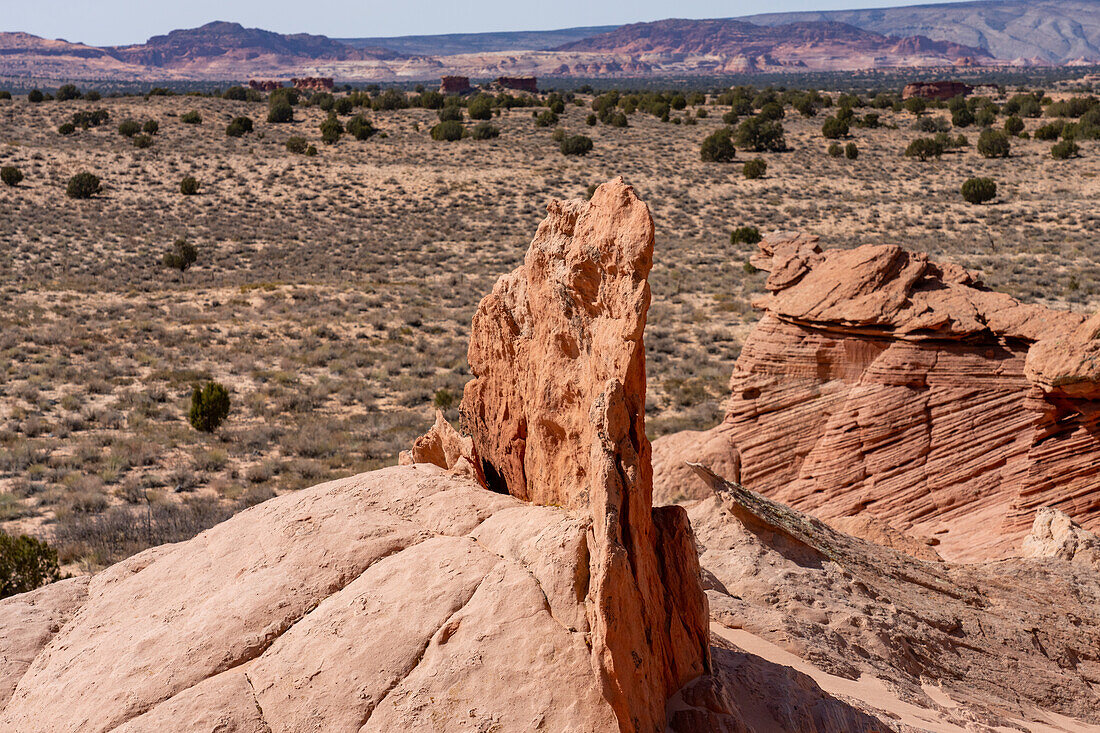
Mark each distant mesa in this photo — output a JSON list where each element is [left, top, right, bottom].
[[493, 76, 538, 93], [902, 80, 972, 100], [440, 75, 472, 94]]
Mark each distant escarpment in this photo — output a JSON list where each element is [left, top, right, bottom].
[[654, 232, 1100, 561]]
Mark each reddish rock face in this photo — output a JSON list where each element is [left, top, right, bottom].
[[439, 75, 471, 94], [291, 76, 334, 90], [454, 178, 710, 731], [495, 75, 537, 92], [902, 80, 972, 99], [247, 79, 282, 91], [653, 233, 1100, 561]]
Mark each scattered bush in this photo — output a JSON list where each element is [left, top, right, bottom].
[[758, 102, 785, 121], [467, 94, 493, 120], [132, 134, 153, 149], [66, 172, 101, 199], [700, 128, 736, 162], [430, 119, 465, 141], [118, 119, 141, 137], [58, 122, 76, 135], [730, 226, 762, 245], [180, 176, 200, 195], [586, 113, 597, 126], [828, 142, 843, 157], [142, 119, 159, 135], [821, 115, 848, 139], [226, 116, 254, 137], [320, 113, 343, 144], [285, 135, 309, 154], [438, 105, 464, 122], [903, 97, 926, 116], [180, 110, 202, 124], [1004, 115, 1024, 136], [560, 134, 593, 156], [71, 109, 109, 128], [742, 158, 767, 179], [163, 238, 197, 270], [845, 142, 859, 159], [0, 531, 60, 599], [0, 91, 11, 100], [735, 117, 786, 152], [28, 89, 44, 103], [189, 381, 231, 433], [977, 129, 1011, 158], [267, 100, 294, 123], [535, 110, 559, 127], [470, 122, 500, 140], [346, 114, 376, 140], [55, 83, 81, 101], [1034, 120, 1066, 141], [1, 166, 22, 187], [1051, 139, 1081, 159], [915, 116, 950, 133], [961, 176, 997, 204], [904, 137, 944, 161], [951, 108, 974, 128]]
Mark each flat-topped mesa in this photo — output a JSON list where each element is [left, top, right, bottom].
[[653, 233, 1100, 561], [413, 178, 712, 732]]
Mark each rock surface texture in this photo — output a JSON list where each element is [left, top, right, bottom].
[[689, 464, 1100, 731], [458, 178, 710, 732], [654, 233, 1100, 560]]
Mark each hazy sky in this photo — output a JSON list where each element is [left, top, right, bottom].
[[7, 0, 962, 46]]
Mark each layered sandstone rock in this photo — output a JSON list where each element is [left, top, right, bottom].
[[654, 233, 1100, 561], [688, 464, 1100, 729]]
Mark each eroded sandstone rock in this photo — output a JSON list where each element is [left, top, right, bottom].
[[655, 234, 1100, 561]]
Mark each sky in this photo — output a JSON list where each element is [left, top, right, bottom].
[[5, 0, 966, 46]]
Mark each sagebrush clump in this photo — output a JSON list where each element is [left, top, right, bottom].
[[66, 172, 101, 198], [163, 238, 197, 270], [189, 381, 231, 433], [961, 177, 997, 204]]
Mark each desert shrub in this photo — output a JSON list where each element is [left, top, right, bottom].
[[903, 97, 926, 116], [267, 100, 294, 123], [915, 116, 950, 133], [560, 134, 593, 156], [1034, 120, 1066, 141], [961, 177, 996, 204], [131, 134, 153, 149], [346, 114, 376, 140], [1003, 115, 1024, 136], [721, 110, 739, 125], [117, 119, 141, 137], [700, 129, 736, 162], [180, 110, 202, 124], [821, 115, 848, 139], [335, 97, 353, 115], [225, 116, 253, 137], [58, 122, 76, 135], [954, 134, 969, 147], [1, 166, 22, 187], [586, 113, 597, 126], [285, 136, 308, 153], [438, 105, 463, 122], [163, 238, 197, 270], [607, 111, 628, 127], [320, 113, 343, 144], [845, 142, 859, 159], [142, 119, 159, 135], [735, 116, 786, 152], [71, 109, 109, 128], [0, 532, 60, 599], [758, 101, 785, 121], [55, 83, 81, 101], [951, 108, 974, 128], [189, 382, 231, 433], [1046, 96, 1098, 118], [742, 158, 767, 179], [551, 127, 567, 142], [859, 112, 881, 128], [730, 226, 762, 245], [222, 86, 248, 101], [269, 87, 300, 106], [0, 91, 11, 100], [470, 122, 500, 140], [430, 120, 464, 141], [974, 108, 996, 127], [179, 176, 200, 195], [1051, 139, 1081, 159], [977, 129, 1011, 158], [904, 137, 944, 161], [66, 172, 101, 198], [371, 88, 407, 111], [828, 142, 842, 157], [467, 94, 493, 120], [28, 89, 44, 103], [535, 110, 559, 127], [306, 144, 318, 156]]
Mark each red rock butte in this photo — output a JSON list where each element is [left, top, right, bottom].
[[653, 232, 1100, 560], [902, 80, 972, 99]]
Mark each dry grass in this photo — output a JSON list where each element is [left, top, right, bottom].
[[1, 90, 1097, 569]]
